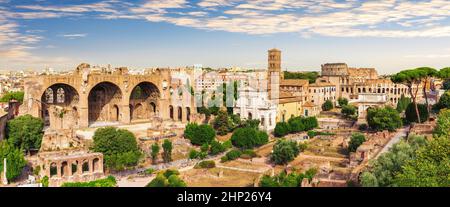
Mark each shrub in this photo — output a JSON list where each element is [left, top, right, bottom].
[[61, 176, 117, 187], [240, 119, 261, 129], [143, 168, 155, 175], [307, 130, 317, 138], [195, 160, 216, 169], [348, 133, 366, 152], [338, 97, 348, 107], [225, 150, 242, 161], [358, 124, 368, 131], [0, 141, 28, 181], [146, 170, 186, 187], [220, 156, 228, 163], [162, 139, 173, 163], [222, 140, 232, 149], [396, 95, 411, 113], [366, 106, 402, 132], [322, 100, 334, 111], [274, 122, 290, 137], [189, 149, 199, 159], [200, 143, 209, 152], [150, 143, 160, 164], [41, 176, 49, 187], [184, 123, 216, 145], [6, 114, 44, 153], [435, 91, 450, 110], [271, 139, 300, 165], [288, 117, 304, 133], [259, 168, 317, 187], [405, 103, 429, 123], [298, 143, 308, 152], [92, 127, 142, 170], [231, 127, 268, 149], [209, 140, 225, 155], [241, 149, 257, 158], [213, 110, 233, 135], [341, 104, 357, 117]]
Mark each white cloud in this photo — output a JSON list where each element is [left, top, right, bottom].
[[61, 34, 88, 39]]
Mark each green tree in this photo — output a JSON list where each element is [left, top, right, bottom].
[[274, 122, 290, 137], [366, 106, 402, 132], [0, 141, 27, 181], [271, 139, 300, 165], [302, 117, 319, 131], [283, 71, 319, 84], [439, 67, 450, 80], [6, 114, 44, 153], [396, 95, 411, 113], [162, 139, 173, 163], [443, 79, 450, 90], [92, 127, 142, 170], [405, 103, 429, 123], [341, 104, 356, 118], [435, 91, 450, 110], [240, 119, 260, 129], [259, 168, 317, 187], [348, 133, 366, 152], [288, 117, 304, 133], [0, 91, 24, 103], [184, 123, 215, 145], [391, 69, 427, 123], [360, 172, 379, 187], [209, 140, 225, 155], [146, 170, 186, 187], [394, 137, 450, 187], [321, 100, 333, 111], [150, 143, 160, 164], [337, 97, 348, 107], [231, 127, 268, 149], [364, 137, 426, 187], [213, 109, 233, 135], [434, 109, 450, 137]]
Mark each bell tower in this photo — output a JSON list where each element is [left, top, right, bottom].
[[268, 48, 282, 99]]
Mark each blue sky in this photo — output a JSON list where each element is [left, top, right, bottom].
[[1, 0, 450, 74]]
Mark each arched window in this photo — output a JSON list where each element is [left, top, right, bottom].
[[56, 88, 65, 103], [45, 88, 54, 103]]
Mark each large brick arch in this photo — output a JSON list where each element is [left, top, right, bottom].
[[87, 81, 123, 125], [40, 83, 80, 127], [129, 81, 161, 122]]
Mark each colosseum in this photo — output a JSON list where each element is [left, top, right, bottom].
[[20, 63, 197, 129]]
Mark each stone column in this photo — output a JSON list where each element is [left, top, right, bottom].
[[2, 158, 7, 185], [78, 107, 89, 128], [181, 107, 187, 123], [56, 162, 62, 178], [99, 157, 104, 173], [67, 161, 72, 177], [88, 159, 93, 174], [45, 162, 51, 178], [77, 160, 83, 175], [121, 104, 131, 124]]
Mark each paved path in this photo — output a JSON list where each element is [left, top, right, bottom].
[[375, 126, 409, 159], [300, 154, 348, 162], [215, 165, 270, 174]]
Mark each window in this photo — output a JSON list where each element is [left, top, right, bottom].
[[45, 88, 54, 103], [56, 88, 65, 103]]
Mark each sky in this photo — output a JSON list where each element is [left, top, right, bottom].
[[1, 0, 450, 74]]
